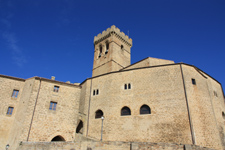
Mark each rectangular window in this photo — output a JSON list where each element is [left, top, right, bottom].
[[49, 101, 57, 110], [53, 86, 59, 92], [12, 89, 19, 98], [192, 79, 196, 85], [7, 107, 14, 115]]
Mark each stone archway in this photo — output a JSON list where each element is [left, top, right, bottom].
[[51, 135, 65, 142]]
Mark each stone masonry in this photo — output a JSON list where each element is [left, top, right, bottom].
[[0, 25, 225, 150]]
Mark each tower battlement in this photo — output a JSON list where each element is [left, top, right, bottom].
[[94, 25, 132, 46]]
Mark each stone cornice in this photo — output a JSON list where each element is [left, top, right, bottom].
[[94, 25, 132, 47]]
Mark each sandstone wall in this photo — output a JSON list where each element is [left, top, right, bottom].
[[123, 57, 174, 70], [87, 64, 193, 144], [25, 79, 81, 142], [181, 64, 224, 150], [17, 140, 215, 150], [0, 75, 25, 150]]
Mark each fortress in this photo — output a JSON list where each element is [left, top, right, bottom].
[[0, 25, 225, 150]]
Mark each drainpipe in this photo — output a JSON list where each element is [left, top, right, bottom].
[[27, 77, 42, 141], [180, 64, 196, 145]]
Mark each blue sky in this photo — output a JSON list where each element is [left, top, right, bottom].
[[0, 0, 225, 92]]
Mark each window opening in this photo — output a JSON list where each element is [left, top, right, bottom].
[[105, 42, 109, 54], [99, 45, 102, 58], [49, 101, 57, 110], [192, 78, 196, 85], [121, 45, 124, 49], [95, 109, 103, 119], [93, 90, 95, 96], [76, 120, 84, 134], [124, 84, 127, 90], [7, 107, 14, 115], [96, 89, 99, 95], [222, 112, 225, 119], [121, 106, 131, 116], [128, 83, 131, 89], [12, 89, 19, 98], [51, 135, 65, 142], [140, 105, 151, 114], [53, 86, 59, 92]]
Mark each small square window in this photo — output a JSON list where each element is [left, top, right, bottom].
[[53, 86, 59, 92], [49, 101, 57, 110], [192, 79, 196, 85], [7, 107, 14, 115], [12, 89, 19, 98]]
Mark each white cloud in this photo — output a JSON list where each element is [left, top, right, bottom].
[[2, 32, 27, 67]]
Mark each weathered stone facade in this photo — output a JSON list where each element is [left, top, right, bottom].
[[0, 25, 224, 150]]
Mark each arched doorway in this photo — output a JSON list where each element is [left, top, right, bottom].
[[76, 120, 83, 134], [51, 135, 65, 142]]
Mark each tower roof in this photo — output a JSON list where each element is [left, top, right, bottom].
[[94, 25, 132, 46]]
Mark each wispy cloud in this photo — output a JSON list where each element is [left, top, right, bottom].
[[2, 32, 27, 67]]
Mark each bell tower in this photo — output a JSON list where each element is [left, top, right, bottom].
[[92, 25, 132, 77]]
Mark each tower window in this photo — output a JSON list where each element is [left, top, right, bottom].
[[96, 89, 99, 95], [49, 101, 57, 110], [7, 107, 14, 115], [12, 89, 19, 98], [105, 42, 109, 54], [121, 45, 124, 49], [140, 105, 151, 114], [99, 45, 102, 58], [95, 109, 103, 119], [121, 106, 131, 116], [53, 86, 59, 92], [192, 78, 196, 85]]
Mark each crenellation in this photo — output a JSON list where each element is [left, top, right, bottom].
[[94, 25, 132, 47]]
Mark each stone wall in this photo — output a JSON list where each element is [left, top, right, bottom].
[[181, 64, 224, 150], [87, 64, 193, 144], [24, 78, 81, 142], [0, 75, 25, 150], [17, 140, 215, 150], [123, 57, 174, 70]]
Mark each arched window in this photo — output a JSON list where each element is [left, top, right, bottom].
[[95, 109, 103, 119], [76, 120, 83, 134], [93, 90, 95, 96], [128, 83, 131, 89], [51, 135, 65, 142], [222, 112, 225, 119], [121, 106, 131, 116], [105, 42, 109, 54], [99, 45, 102, 58], [124, 84, 127, 90], [140, 105, 151, 114]]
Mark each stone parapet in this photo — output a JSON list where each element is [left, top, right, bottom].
[[94, 25, 132, 46]]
